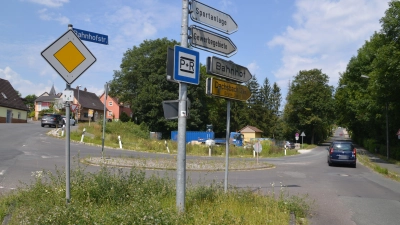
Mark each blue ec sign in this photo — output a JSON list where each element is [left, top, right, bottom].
[[173, 45, 200, 85], [72, 28, 108, 45]]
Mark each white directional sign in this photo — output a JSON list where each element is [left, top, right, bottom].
[[207, 56, 252, 83], [173, 45, 200, 85], [41, 30, 96, 84], [190, 0, 238, 34], [189, 25, 237, 57]]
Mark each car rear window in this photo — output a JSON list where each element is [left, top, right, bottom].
[[333, 143, 352, 151]]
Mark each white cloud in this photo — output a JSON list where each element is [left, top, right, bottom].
[[268, 0, 388, 87], [0, 67, 47, 97], [247, 61, 260, 78], [105, 2, 180, 45], [26, 0, 69, 8], [38, 8, 70, 25]]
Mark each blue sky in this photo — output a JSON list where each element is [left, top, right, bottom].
[[0, 0, 390, 104]]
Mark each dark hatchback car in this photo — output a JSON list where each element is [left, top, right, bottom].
[[285, 141, 296, 149], [41, 114, 62, 128], [327, 141, 356, 168]]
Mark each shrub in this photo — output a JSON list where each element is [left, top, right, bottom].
[[119, 111, 131, 122]]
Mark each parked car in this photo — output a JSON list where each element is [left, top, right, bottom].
[[327, 141, 356, 168], [284, 141, 295, 149], [41, 114, 62, 128], [61, 116, 76, 126]]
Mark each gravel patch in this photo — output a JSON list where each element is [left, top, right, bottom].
[[83, 157, 274, 171]]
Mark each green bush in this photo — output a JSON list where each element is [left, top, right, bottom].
[[363, 139, 378, 153], [119, 111, 131, 122]]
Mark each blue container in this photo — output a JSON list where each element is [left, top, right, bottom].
[[171, 131, 214, 143]]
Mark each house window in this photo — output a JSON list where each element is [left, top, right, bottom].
[[108, 111, 113, 116], [108, 101, 113, 106], [84, 113, 88, 118], [18, 112, 21, 119], [41, 102, 50, 110]]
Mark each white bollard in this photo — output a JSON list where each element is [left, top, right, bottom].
[[61, 125, 65, 137], [118, 135, 122, 149], [205, 139, 215, 157], [80, 128, 86, 142], [165, 140, 170, 153]]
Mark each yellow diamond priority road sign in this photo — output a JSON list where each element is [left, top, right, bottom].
[[41, 29, 96, 84]]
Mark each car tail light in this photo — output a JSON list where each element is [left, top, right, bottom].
[[329, 148, 334, 154], [353, 148, 356, 157]]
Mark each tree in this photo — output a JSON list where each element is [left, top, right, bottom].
[[285, 69, 334, 144], [23, 94, 37, 112], [270, 83, 282, 139], [109, 38, 212, 138], [109, 38, 180, 137]]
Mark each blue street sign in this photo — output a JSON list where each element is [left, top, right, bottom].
[[173, 46, 200, 85], [72, 28, 108, 45]]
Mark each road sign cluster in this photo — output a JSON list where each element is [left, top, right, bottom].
[[167, 0, 252, 102], [189, 0, 252, 101]]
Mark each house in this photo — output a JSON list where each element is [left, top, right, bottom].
[[0, 78, 29, 123], [73, 86, 105, 122], [34, 85, 61, 120], [99, 92, 132, 121], [239, 125, 263, 143]]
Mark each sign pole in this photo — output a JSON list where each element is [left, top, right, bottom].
[[224, 100, 231, 193], [102, 82, 108, 159], [176, 0, 189, 213], [65, 82, 71, 204]]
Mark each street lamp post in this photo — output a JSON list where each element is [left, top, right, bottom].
[[361, 75, 389, 160], [77, 85, 81, 124]]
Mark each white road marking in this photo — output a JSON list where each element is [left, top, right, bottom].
[[0, 170, 5, 175]]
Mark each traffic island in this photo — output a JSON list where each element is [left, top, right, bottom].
[[82, 157, 275, 171]]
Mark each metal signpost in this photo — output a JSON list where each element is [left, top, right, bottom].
[[206, 56, 252, 83], [41, 24, 97, 204], [176, 0, 191, 213], [301, 132, 306, 149], [190, 0, 238, 34], [253, 141, 262, 164], [102, 83, 108, 159], [173, 0, 241, 211], [189, 25, 237, 57], [187, 0, 242, 195]]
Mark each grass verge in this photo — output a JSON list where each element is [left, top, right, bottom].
[[60, 121, 300, 158], [357, 154, 400, 182], [0, 163, 311, 224]]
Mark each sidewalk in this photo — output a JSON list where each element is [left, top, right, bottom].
[[354, 143, 400, 178]]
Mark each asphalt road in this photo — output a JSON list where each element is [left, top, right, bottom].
[[1, 123, 400, 225]]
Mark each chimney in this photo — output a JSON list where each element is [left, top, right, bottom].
[[84, 87, 87, 92], [76, 86, 80, 90]]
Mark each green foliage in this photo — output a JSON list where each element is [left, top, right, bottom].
[[284, 69, 335, 144], [29, 111, 35, 118], [335, 1, 400, 159], [119, 111, 130, 122], [0, 165, 311, 224], [23, 94, 37, 112]]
